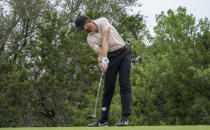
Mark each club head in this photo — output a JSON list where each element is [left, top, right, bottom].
[[89, 114, 96, 118]]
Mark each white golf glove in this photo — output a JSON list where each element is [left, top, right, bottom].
[[102, 56, 109, 68]]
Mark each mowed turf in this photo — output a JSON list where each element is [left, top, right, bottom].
[[0, 126, 210, 130]]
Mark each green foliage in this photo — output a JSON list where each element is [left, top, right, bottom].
[[0, 0, 209, 127], [131, 7, 210, 125]]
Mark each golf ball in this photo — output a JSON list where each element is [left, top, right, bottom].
[[102, 107, 106, 111]]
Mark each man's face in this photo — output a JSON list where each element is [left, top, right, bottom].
[[83, 21, 92, 33]]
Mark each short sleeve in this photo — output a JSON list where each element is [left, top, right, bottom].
[[87, 37, 100, 51], [99, 18, 111, 32]]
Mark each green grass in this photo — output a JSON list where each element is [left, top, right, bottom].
[[0, 126, 210, 130]]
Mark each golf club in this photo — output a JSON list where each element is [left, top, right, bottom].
[[89, 71, 104, 118]]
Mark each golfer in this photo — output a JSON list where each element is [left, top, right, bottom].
[[75, 16, 132, 127]]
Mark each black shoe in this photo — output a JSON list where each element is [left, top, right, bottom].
[[88, 119, 108, 127], [115, 116, 129, 126]]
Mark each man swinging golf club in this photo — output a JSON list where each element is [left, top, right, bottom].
[[75, 16, 132, 127]]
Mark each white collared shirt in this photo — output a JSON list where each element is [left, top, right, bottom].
[[87, 17, 125, 52]]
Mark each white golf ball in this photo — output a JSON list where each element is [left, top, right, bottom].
[[102, 107, 106, 111]]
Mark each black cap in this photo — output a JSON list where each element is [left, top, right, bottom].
[[74, 16, 88, 32]]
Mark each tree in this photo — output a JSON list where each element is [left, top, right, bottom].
[[0, 0, 143, 127], [131, 7, 210, 125]]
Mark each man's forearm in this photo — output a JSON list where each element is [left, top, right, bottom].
[[95, 45, 108, 63], [94, 41, 109, 71], [102, 40, 108, 57], [95, 42, 108, 57], [95, 27, 109, 62], [95, 47, 103, 57], [101, 28, 109, 58]]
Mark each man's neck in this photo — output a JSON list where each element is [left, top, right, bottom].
[[91, 22, 99, 34]]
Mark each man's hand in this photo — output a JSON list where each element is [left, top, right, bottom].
[[99, 63, 107, 72], [98, 56, 102, 63], [102, 56, 109, 68], [98, 56, 109, 71]]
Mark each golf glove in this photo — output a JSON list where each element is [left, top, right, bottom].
[[102, 56, 109, 68]]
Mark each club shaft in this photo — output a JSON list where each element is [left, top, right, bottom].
[[93, 72, 104, 116]]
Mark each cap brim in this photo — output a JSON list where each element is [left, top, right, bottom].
[[76, 26, 84, 33]]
